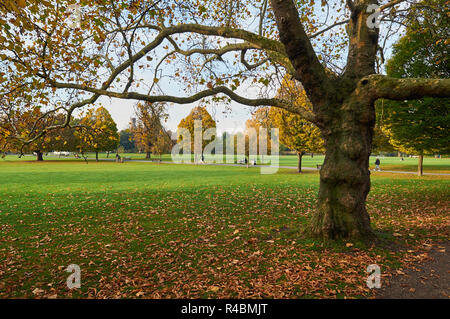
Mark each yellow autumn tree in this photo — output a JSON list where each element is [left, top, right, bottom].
[[130, 102, 168, 159], [76, 107, 119, 161], [151, 129, 174, 160], [269, 77, 323, 173], [177, 106, 216, 161], [245, 107, 273, 157]]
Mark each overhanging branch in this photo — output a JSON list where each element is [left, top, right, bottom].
[[48, 80, 316, 123], [363, 75, 450, 101]]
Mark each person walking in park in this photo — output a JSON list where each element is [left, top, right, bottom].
[[374, 158, 381, 172]]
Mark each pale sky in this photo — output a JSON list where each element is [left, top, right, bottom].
[[100, 95, 256, 134], [96, 80, 272, 135]]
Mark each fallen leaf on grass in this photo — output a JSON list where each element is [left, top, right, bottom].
[[208, 286, 220, 292], [32, 288, 44, 295]]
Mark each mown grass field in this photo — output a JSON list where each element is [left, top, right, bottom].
[[5, 153, 450, 173], [0, 160, 448, 298]]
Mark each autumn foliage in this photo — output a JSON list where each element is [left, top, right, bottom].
[[269, 77, 323, 172]]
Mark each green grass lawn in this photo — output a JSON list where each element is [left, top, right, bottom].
[[0, 161, 448, 298], [5, 153, 450, 173]]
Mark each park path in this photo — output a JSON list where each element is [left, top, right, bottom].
[[377, 242, 449, 299], [112, 159, 450, 176]]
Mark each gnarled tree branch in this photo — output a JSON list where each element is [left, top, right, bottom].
[[270, 0, 330, 106], [47, 80, 316, 123], [362, 75, 450, 101]]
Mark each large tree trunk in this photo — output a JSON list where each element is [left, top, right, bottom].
[[36, 151, 44, 161], [271, 0, 379, 240], [418, 154, 424, 176], [297, 152, 304, 173], [95, 151, 99, 162], [309, 99, 375, 240]]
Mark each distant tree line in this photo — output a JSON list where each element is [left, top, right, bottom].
[[1, 106, 119, 161]]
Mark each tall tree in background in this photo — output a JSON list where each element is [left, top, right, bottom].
[[46, 114, 79, 156], [385, 0, 449, 79], [379, 98, 450, 175], [151, 129, 174, 160], [380, 0, 449, 176], [245, 107, 273, 159], [77, 107, 119, 161], [178, 106, 216, 160], [371, 126, 395, 154], [119, 129, 136, 153], [130, 102, 168, 159], [269, 77, 323, 173], [2, 0, 450, 239]]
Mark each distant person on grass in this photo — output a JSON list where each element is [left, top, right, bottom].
[[374, 157, 381, 171]]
